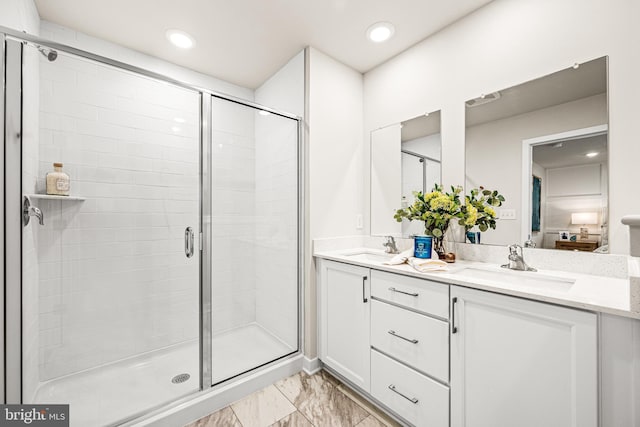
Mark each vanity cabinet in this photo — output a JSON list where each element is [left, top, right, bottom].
[[318, 259, 371, 391], [370, 270, 450, 427], [450, 285, 598, 427]]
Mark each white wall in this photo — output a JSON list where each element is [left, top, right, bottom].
[[465, 93, 607, 246], [0, 0, 39, 34], [306, 47, 364, 356], [542, 163, 606, 248], [364, 0, 640, 254]]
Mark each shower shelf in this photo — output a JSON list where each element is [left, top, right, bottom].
[[27, 194, 86, 201]]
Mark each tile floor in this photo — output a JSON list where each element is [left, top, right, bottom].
[[185, 370, 401, 427]]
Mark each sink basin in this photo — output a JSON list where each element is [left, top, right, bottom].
[[453, 266, 575, 291], [342, 250, 394, 263]]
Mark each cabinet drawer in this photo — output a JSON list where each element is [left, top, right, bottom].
[[371, 300, 449, 382], [371, 349, 449, 427], [371, 270, 449, 319]]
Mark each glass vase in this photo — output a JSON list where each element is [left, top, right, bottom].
[[433, 236, 446, 258]]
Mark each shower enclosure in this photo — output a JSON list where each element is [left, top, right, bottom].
[[2, 29, 301, 426]]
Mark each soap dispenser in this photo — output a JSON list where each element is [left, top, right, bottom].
[[46, 162, 70, 196]]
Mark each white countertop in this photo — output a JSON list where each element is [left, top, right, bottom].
[[315, 247, 638, 320]]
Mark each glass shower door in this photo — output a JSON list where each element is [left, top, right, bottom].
[[209, 96, 300, 385], [16, 40, 202, 426]]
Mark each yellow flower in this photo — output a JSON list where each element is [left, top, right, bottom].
[[465, 205, 478, 226], [430, 194, 453, 211], [424, 191, 439, 201], [484, 207, 496, 218]]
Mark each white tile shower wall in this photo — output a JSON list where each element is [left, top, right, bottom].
[[253, 115, 298, 350], [211, 98, 257, 335], [37, 53, 200, 380]]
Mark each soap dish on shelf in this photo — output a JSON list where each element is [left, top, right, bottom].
[[27, 194, 86, 201]]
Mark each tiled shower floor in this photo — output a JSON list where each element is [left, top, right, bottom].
[[33, 323, 293, 426], [185, 370, 401, 427]]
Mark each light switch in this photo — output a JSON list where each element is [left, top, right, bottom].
[[499, 209, 517, 220]]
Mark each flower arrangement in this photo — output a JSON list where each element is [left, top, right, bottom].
[[394, 184, 505, 255], [460, 187, 505, 233]]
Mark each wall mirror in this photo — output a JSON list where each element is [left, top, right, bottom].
[[465, 56, 608, 252], [371, 111, 441, 236]]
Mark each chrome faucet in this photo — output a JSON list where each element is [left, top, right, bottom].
[[383, 236, 399, 254], [23, 196, 44, 226], [501, 244, 536, 271], [524, 234, 536, 248]]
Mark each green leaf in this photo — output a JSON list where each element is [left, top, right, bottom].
[[432, 228, 443, 237]]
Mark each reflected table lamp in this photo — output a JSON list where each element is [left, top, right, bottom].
[[571, 212, 598, 240]]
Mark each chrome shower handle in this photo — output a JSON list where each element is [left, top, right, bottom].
[[23, 196, 44, 226], [185, 227, 194, 258]]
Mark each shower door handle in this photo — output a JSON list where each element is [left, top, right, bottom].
[[185, 227, 194, 258]]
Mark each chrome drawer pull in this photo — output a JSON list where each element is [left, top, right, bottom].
[[388, 330, 419, 344], [388, 384, 419, 404], [388, 287, 419, 297]]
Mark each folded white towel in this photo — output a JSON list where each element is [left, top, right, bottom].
[[383, 248, 414, 265], [383, 248, 449, 273], [408, 257, 449, 273]]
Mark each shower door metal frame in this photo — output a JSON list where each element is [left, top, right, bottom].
[[4, 36, 24, 404], [207, 93, 304, 388], [1, 24, 304, 416], [0, 32, 6, 404]]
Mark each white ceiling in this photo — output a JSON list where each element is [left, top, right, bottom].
[[532, 134, 608, 169], [466, 56, 607, 127], [34, 0, 494, 89], [401, 111, 441, 142]]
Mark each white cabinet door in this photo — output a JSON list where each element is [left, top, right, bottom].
[[450, 285, 597, 427], [318, 259, 371, 391]]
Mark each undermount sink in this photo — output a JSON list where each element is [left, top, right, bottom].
[[453, 266, 576, 291], [342, 250, 394, 263]]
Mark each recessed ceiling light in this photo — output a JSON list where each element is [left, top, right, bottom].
[[166, 29, 195, 49], [586, 152, 599, 157], [174, 117, 186, 123], [171, 126, 181, 133], [366, 22, 395, 43]]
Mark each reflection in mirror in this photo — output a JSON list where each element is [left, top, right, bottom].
[[371, 111, 441, 236], [465, 56, 608, 252]]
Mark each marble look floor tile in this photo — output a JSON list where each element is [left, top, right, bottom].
[[337, 384, 401, 427], [275, 371, 369, 427], [356, 415, 389, 427], [184, 406, 241, 427], [317, 369, 341, 387], [231, 384, 296, 427], [270, 411, 314, 427]]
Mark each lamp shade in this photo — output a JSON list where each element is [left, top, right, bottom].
[[571, 212, 598, 225]]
